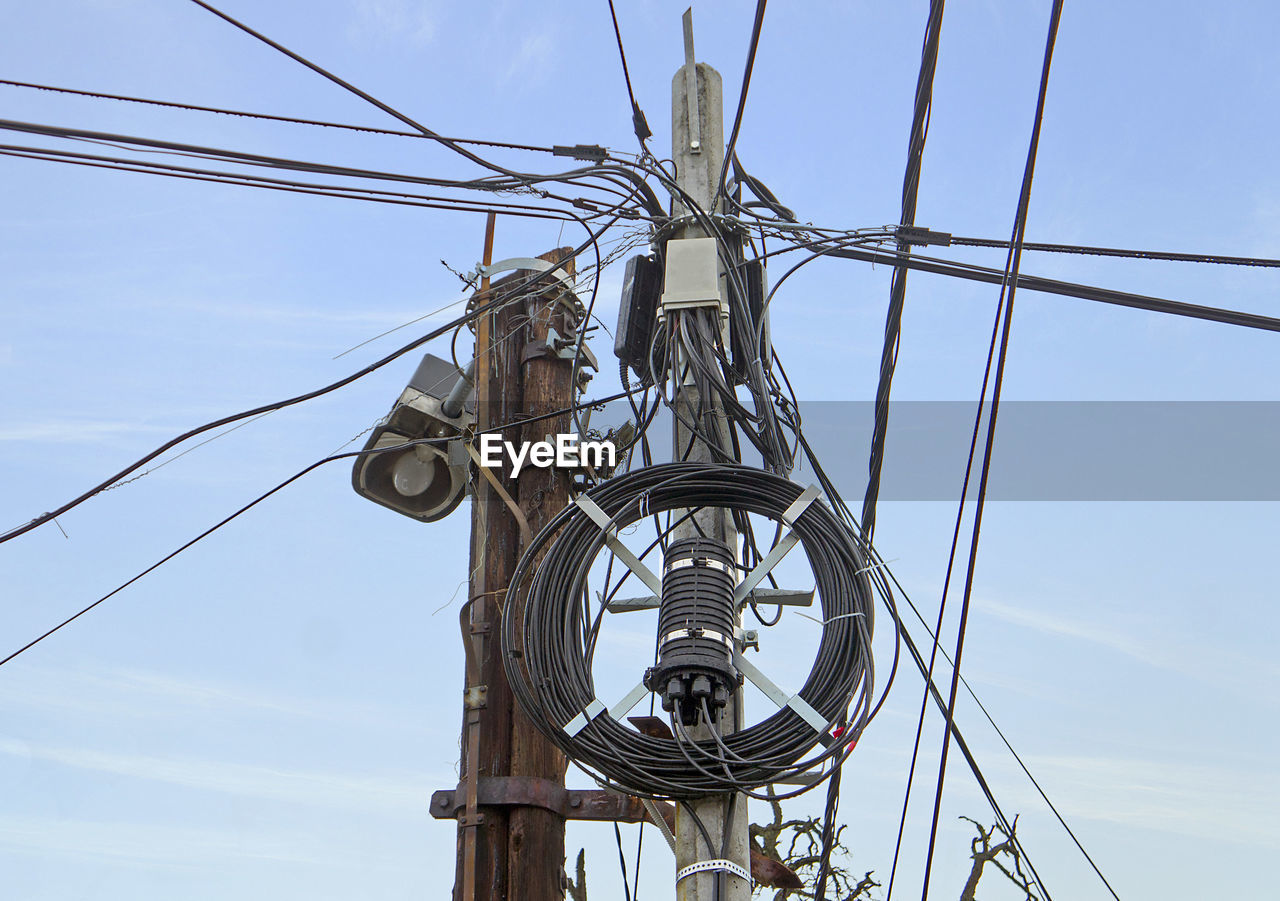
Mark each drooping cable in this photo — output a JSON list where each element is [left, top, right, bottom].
[[0, 143, 582, 222], [883, 564, 1123, 901], [920, 4, 1065, 900], [788, 423, 1058, 899], [186, 0, 667, 217], [0, 439, 433, 669], [885, 273, 1002, 901]]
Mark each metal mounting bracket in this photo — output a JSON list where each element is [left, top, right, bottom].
[[429, 777, 649, 823], [574, 495, 664, 596]]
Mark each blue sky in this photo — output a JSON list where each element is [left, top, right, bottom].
[[2, 2, 1278, 899]]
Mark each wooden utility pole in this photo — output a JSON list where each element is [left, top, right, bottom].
[[668, 11, 753, 901], [452, 239, 577, 901]]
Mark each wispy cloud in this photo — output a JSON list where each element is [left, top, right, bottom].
[[348, 0, 438, 47], [0, 813, 420, 869], [502, 29, 556, 85], [0, 736, 431, 814], [133, 296, 468, 329], [0, 420, 173, 443], [1007, 753, 1280, 850], [976, 597, 1162, 666], [976, 596, 1280, 703], [0, 662, 429, 735]]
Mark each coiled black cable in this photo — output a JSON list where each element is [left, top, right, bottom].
[[501, 462, 875, 799]]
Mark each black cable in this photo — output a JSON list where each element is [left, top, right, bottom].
[[921, 4, 1064, 900], [0, 78, 558, 153], [613, 820, 634, 901], [187, 0, 510, 175], [0, 439, 411, 669], [0, 118, 656, 216], [884, 565, 1123, 901], [862, 0, 946, 540], [874, 563, 1055, 901], [817, 8, 946, 898], [0, 144, 583, 222], [187, 0, 667, 218], [0, 377, 639, 669], [950, 234, 1280, 268], [503, 462, 877, 798], [810, 240, 1280, 334], [886, 271, 1002, 901], [715, 0, 768, 208], [605, 0, 652, 146]]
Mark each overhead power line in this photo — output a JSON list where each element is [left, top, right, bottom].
[[920, 3, 1065, 900], [605, 0, 652, 146], [0, 78, 559, 153], [863, 0, 947, 541], [186, 0, 515, 176], [883, 564, 1125, 901], [819, 241, 1280, 334], [870, 5, 949, 899], [0, 143, 583, 222], [949, 233, 1280, 268], [716, 0, 768, 206]]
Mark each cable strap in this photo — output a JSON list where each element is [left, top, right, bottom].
[[676, 858, 752, 885]]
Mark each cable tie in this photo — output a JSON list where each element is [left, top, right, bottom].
[[676, 858, 751, 886]]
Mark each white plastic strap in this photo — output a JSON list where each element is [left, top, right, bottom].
[[574, 495, 664, 596], [676, 858, 752, 886]]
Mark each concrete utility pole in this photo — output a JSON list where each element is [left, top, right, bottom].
[[667, 11, 753, 901], [452, 242, 577, 901]]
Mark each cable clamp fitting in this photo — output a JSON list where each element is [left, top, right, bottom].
[[676, 858, 752, 886], [659, 628, 733, 650], [664, 557, 733, 576]]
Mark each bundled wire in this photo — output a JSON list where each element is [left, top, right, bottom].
[[502, 462, 876, 799]]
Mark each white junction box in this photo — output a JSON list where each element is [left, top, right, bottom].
[[659, 237, 730, 327]]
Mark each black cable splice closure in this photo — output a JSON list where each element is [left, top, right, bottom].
[[647, 537, 741, 725], [501, 462, 876, 799]]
